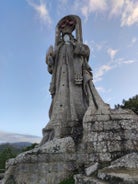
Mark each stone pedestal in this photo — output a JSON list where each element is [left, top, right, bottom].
[[73, 108, 138, 184], [82, 108, 138, 164]]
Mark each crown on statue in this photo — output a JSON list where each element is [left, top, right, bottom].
[[58, 16, 76, 34]]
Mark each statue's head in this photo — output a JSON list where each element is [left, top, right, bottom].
[[58, 16, 76, 35], [55, 15, 83, 46]]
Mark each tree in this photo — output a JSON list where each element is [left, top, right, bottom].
[[115, 95, 138, 115], [22, 143, 38, 152], [0, 147, 17, 172]]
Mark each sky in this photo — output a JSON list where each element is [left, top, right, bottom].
[[0, 0, 138, 138]]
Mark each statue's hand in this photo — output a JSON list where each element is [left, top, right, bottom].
[[46, 46, 54, 65], [46, 46, 55, 74], [74, 44, 90, 58], [47, 55, 54, 66]]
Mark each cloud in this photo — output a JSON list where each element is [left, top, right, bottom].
[[90, 39, 136, 83], [26, 0, 52, 26], [103, 0, 138, 27], [0, 130, 41, 144], [93, 54, 135, 83], [107, 48, 118, 60], [96, 86, 112, 93], [85, 40, 108, 58], [112, 58, 136, 68], [94, 64, 112, 82], [128, 37, 137, 47], [122, 59, 136, 64], [92, 40, 107, 51], [121, 0, 138, 26], [81, 0, 107, 19], [93, 58, 135, 83], [131, 37, 137, 44], [71, 0, 107, 20], [57, 0, 70, 16], [96, 86, 105, 93], [109, 0, 138, 26], [109, 0, 124, 17], [71, 0, 138, 27], [59, 0, 68, 4]]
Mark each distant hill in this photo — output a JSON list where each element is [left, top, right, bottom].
[[0, 131, 41, 173], [0, 130, 41, 144], [0, 142, 32, 152], [11, 142, 32, 149]]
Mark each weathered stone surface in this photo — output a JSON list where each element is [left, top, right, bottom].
[[3, 137, 77, 184], [99, 153, 111, 162], [6, 137, 75, 168], [82, 109, 138, 163], [85, 162, 99, 176], [3, 163, 75, 184], [40, 137, 75, 153], [98, 153, 138, 183], [74, 174, 108, 184], [110, 152, 138, 169], [110, 108, 137, 120], [98, 168, 138, 184], [83, 114, 110, 124]]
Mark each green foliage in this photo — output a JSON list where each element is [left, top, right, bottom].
[[0, 146, 17, 172], [22, 143, 38, 152], [115, 94, 138, 115], [59, 176, 75, 184]]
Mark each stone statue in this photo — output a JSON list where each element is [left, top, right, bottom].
[[40, 15, 109, 145]]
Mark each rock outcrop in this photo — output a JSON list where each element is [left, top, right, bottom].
[[97, 152, 138, 184], [3, 137, 77, 184], [2, 109, 138, 184], [74, 151, 138, 184]]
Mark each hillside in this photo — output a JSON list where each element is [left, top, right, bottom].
[[0, 142, 32, 152]]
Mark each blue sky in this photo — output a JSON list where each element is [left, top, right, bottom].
[[0, 0, 138, 137]]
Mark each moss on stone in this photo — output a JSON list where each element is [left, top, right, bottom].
[[59, 176, 75, 184]]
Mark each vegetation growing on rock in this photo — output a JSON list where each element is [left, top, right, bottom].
[[59, 176, 75, 184], [115, 94, 138, 114]]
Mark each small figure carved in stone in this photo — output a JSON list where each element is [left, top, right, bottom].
[[40, 15, 109, 145]]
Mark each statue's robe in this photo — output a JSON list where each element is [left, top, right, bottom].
[[49, 41, 90, 123], [40, 41, 109, 144]]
